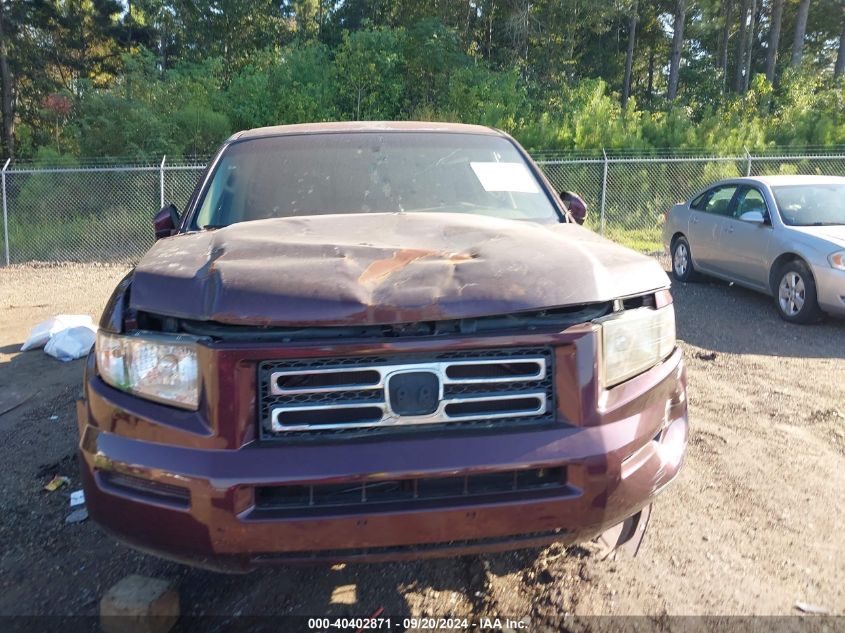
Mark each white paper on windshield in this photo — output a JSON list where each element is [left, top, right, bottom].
[[470, 162, 540, 193]]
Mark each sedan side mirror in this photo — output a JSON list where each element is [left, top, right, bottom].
[[154, 204, 181, 240], [739, 210, 765, 224]]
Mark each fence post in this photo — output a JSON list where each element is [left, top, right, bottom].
[[160, 155, 167, 208], [744, 146, 752, 177], [600, 149, 608, 236], [2, 158, 10, 266]]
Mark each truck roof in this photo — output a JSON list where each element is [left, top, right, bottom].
[[228, 121, 505, 142]]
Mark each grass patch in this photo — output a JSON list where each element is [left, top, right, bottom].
[[604, 226, 664, 254]]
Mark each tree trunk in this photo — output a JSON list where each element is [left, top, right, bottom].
[[743, 0, 757, 92], [521, 0, 530, 71], [486, 0, 495, 61], [464, 0, 474, 44], [734, 0, 750, 93], [127, 0, 133, 45], [790, 0, 810, 67], [647, 42, 655, 103], [718, 0, 735, 91], [667, 0, 686, 100], [622, 1, 638, 109], [160, 20, 167, 77], [836, 5, 845, 78], [318, 0, 323, 36], [0, 1, 14, 160], [765, 0, 783, 82]]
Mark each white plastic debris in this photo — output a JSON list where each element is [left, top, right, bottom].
[[65, 508, 89, 524], [21, 315, 96, 352], [70, 489, 85, 507], [44, 325, 97, 362], [795, 602, 829, 615]]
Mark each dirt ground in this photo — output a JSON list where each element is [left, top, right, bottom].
[[0, 263, 843, 626]]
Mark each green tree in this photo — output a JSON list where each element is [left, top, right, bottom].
[[404, 18, 465, 113], [334, 27, 406, 120], [227, 43, 337, 128], [74, 91, 174, 159]]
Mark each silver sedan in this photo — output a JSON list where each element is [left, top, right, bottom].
[[663, 175, 845, 323]]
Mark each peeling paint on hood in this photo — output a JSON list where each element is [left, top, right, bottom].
[[129, 213, 669, 326]]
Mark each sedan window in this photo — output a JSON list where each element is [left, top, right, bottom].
[[733, 187, 769, 220], [690, 192, 709, 210], [772, 184, 845, 226], [701, 185, 737, 216]]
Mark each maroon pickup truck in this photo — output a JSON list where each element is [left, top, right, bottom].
[[76, 122, 687, 572]]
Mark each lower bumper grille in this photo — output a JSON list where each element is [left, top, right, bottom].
[[250, 529, 570, 562], [98, 471, 190, 509], [253, 466, 569, 517], [258, 347, 555, 438]]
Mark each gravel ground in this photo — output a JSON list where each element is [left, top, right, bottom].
[[0, 263, 843, 626]]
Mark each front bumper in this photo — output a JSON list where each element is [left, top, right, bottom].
[[812, 264, 845, 316], [77, 329, 687, 572]]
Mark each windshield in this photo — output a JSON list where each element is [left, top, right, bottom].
[[194, 132, 560, 228], [772, 183, 845, 226]]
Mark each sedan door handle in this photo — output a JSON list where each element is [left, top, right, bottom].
[[726, 226, 734, 233]]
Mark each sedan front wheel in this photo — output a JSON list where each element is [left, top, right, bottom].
[[775, 260, 821, 324], [671, 236, 697, 282]]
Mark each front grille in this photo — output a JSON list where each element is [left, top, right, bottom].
[[258, 347, 555, 437], [253, 466, 569, 517]]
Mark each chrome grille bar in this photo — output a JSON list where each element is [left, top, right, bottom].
[[266, 355, 550, 433], [270, 393, 547, 432], [270, 358, 546, 395]]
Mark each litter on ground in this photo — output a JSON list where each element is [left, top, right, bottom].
[[21, 315, 97, 361], [70, 490, 85, 507], [44, 476, 70, 492]]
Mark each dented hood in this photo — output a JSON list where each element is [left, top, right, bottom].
[[130, 213, 669, 326]]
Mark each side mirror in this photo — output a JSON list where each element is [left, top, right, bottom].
[[560, 191, 588, 225], [739, 210, 765, 224], [154, 204, 181, 240]]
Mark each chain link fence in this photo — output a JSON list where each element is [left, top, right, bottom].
[[1, 159, 204, 264], [2, 151, 845, 265], [541, 152, 845, 253]]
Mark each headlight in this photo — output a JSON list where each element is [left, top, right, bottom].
[[596, 305, 676, 388], [96, 331, 200, 409], [829, 251, 845, 271]]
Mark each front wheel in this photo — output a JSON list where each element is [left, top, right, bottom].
[[671, 237, 697, 282], [775, 260, 822, 324]]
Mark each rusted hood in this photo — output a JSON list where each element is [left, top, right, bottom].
[[130, 213, 669, 326]]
